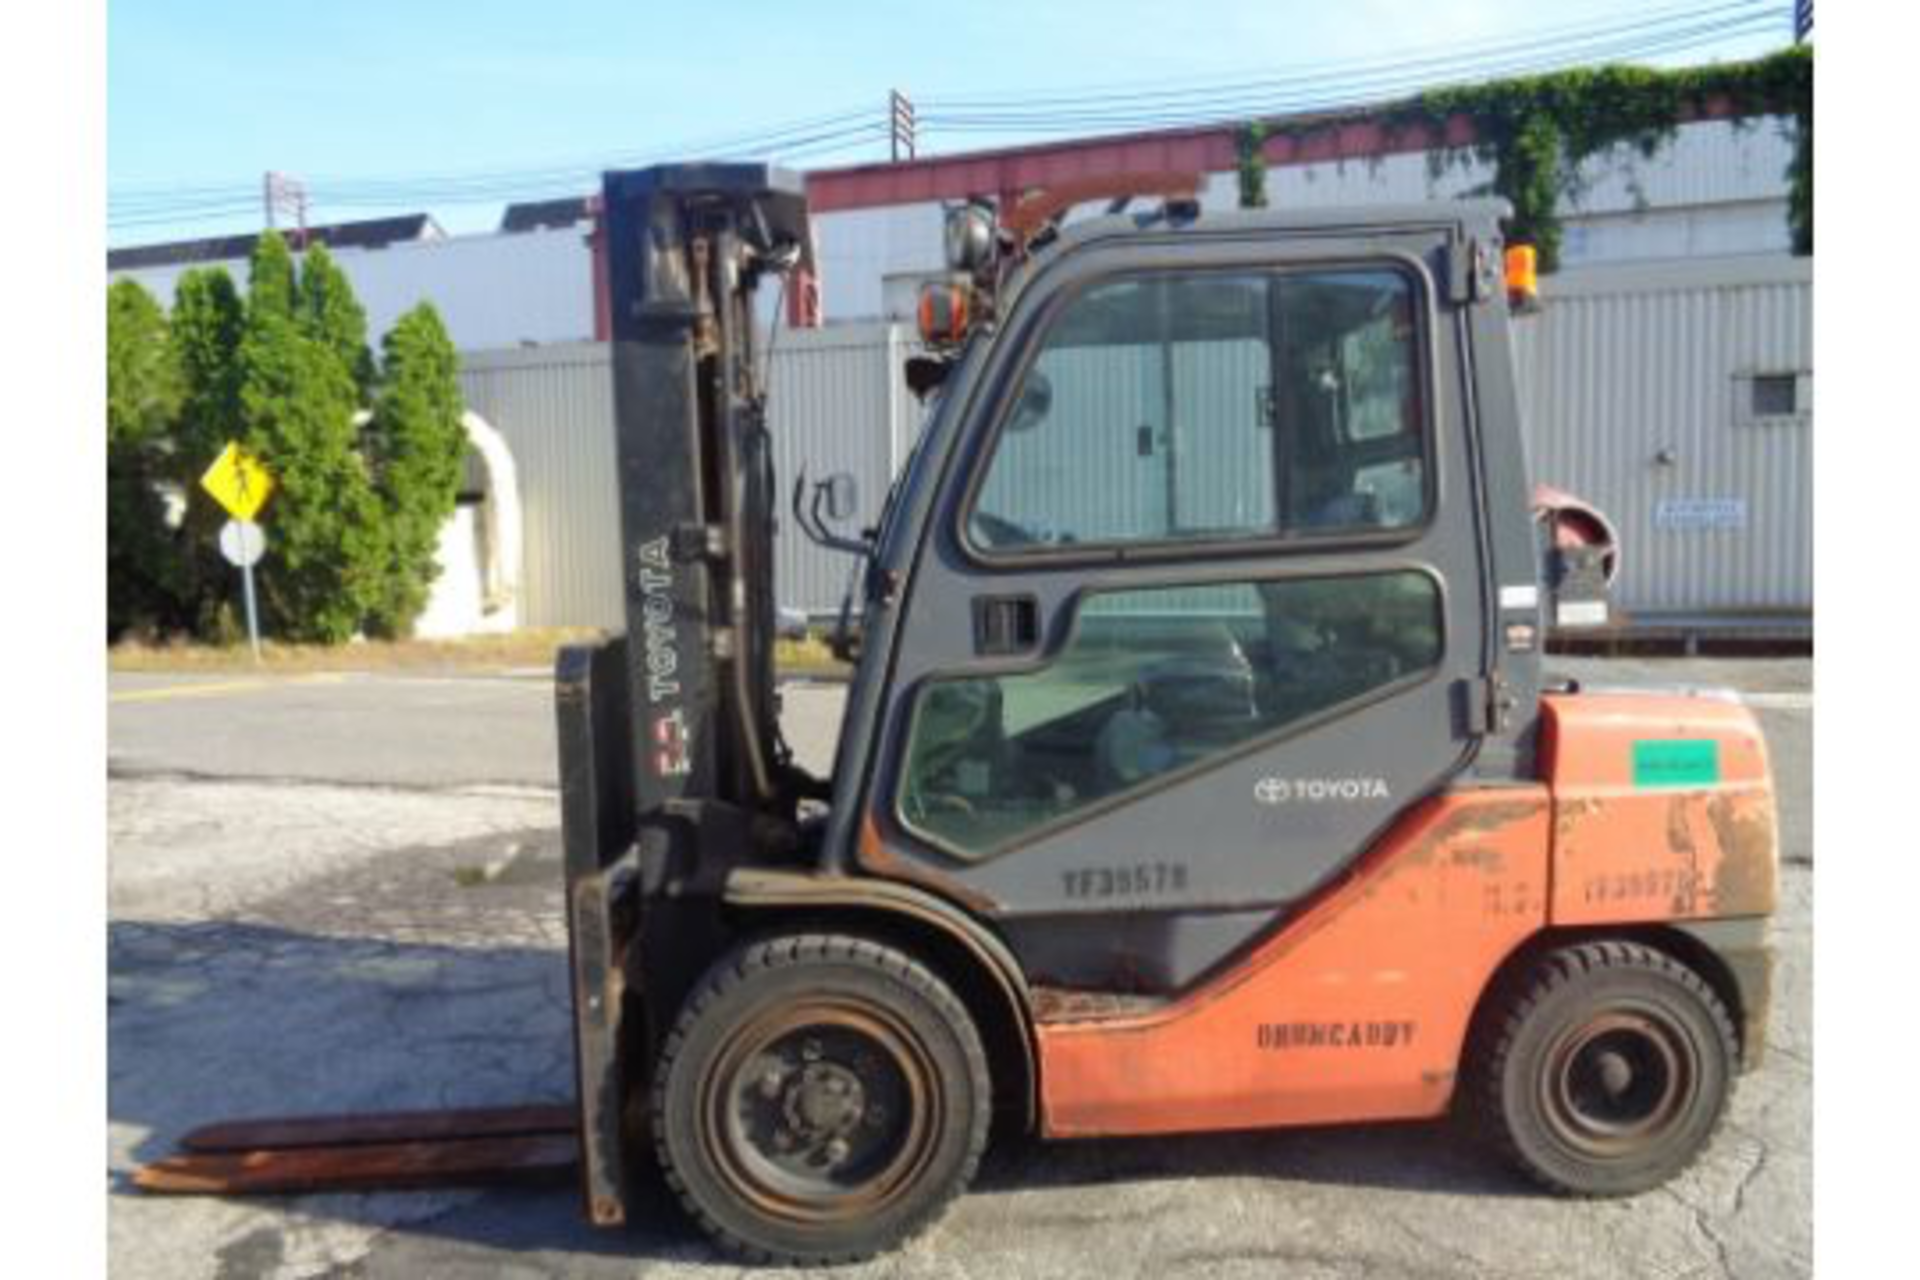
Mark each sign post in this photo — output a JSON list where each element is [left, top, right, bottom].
[[218, 519, 269, 661], [200, 443, 277, 663]]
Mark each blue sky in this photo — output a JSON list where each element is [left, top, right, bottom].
[[108, 0, 1794, 246]]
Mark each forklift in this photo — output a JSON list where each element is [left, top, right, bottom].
[[140, 164, 1777, 1266]]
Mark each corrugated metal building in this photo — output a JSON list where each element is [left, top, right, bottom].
[[459, 252, 1809, 630], [1514, 255, 1812, 620], [109, 116, 1797, 340], [109, 106, 1808, 632], [815, 117, 1799, 321], [458, 323, 926, 629]]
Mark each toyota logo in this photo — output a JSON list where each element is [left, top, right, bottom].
[[1254, 777, 1292, 805]]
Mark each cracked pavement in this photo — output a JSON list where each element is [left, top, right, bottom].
[[108, 660, 1811, 1279]]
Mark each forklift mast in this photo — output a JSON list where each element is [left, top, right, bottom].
[[600, 164, 813, 825]]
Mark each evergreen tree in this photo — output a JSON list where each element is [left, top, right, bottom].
[[247, 230, 298, 325], [365, 304, 468, 636], [168, 268, 246, 466], [111, 230, 471, 646], [107, 279, 183, 638], [298, 242, 376, 400], [166, 267, 249, 636], [237, 287, 387, 643]]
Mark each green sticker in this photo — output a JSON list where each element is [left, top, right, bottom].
[[1632, 739, 1721, 788]]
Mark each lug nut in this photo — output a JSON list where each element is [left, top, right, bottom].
[[772, 1129, 795, 1152], [759, 1070, 784, 1099], [824, 1138, 850, 1164], [801, 1039, 822, 1062]]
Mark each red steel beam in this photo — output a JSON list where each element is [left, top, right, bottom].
[[802, 95, 1747, 214], [586, 94, 1753, 333]]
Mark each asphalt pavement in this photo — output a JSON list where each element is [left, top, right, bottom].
[[107, 657, 1812, 1279]]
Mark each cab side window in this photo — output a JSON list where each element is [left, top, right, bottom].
[[898, 571, 1443, 859], [968, 267, 1426, 552]]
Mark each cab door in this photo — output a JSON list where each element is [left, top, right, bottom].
[[863, 227, 1492, 994]]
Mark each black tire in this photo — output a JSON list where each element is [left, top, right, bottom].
[[652, 933, 991, 1265], [1473, 940, 1737, 1197]]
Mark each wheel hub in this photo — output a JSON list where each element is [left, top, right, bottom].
[[1593, 1049, 1635, 1099], [1543, 1009, 1694, 1155], [705, 1001, 941, 1221], [784, 1064, 868, 1142]]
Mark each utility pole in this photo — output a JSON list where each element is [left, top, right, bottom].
[[888, 90, 916, 163], [262, 171, 311, 247]]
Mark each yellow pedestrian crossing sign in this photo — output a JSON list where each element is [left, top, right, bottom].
[[200, 442, 276, 522]]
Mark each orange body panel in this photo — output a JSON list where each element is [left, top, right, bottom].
[[1036, 788, 1551, 1137], [1541, 693, 1778, 925]]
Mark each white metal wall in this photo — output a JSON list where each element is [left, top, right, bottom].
[[1512, 255, 1812, 616], [114, 225, 597, 352], [458, 343, 623, 629], [766, 323, 927, 615], [457, 324, 926, 629]]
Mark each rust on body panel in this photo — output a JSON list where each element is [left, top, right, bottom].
[[1540, 693, 1779, 928]]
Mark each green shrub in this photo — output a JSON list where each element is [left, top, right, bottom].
[[107, 230, 472, 646], [106, 279, 184, 638], [236, 242, 388, 644], [365, 305, 467, 637]]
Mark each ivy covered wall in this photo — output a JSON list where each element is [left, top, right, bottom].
[[1241, 47, 1811, 271]]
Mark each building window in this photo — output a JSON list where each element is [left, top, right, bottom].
[[1751, 374, 1798, 418], [1736, 370, 1809, 425]]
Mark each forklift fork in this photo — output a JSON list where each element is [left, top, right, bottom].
[[135, 640, 641, 1217]]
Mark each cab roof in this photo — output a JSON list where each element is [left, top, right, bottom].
[[1042, 197, 1514, 255]]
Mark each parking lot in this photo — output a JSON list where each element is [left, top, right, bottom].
[[108, 657, 1811, 1279]]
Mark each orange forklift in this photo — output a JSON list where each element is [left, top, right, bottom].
[[141, 164, 1777, 1266]]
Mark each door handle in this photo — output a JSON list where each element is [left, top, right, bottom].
[[972, 595, 1039, 656]]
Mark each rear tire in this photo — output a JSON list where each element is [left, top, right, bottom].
[[652, 933, 991, 1265], [1474, 940, 1736, 1196]]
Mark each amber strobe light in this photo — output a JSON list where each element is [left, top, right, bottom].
[[1505, 244, 1540, 311], [918, 282, 971, 346]]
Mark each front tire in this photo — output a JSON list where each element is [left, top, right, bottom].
[[1475, 940, 1737, 1196], [652, 933, 991, 1265]]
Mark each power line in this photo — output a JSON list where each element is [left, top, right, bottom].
[[107, 107, 884, 214], [109, 0, 1791, 236], [918, 15, 1780, 134], [916, 0, 1773, 110]]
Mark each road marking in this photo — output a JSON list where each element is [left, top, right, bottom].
[[1741, 691, 1814, 711], [357, 675, 553, 691], [110, 674, 344, 704]]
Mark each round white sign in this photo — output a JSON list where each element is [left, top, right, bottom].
[[219, 519, 268, 568]]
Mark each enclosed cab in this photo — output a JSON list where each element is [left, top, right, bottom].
[[557, 165, 1776, 1265]]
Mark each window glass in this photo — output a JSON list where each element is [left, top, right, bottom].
[[1750, 373, 1798, 418], [968, 268, 1425, 552], [898, 571, 1442, 859]]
